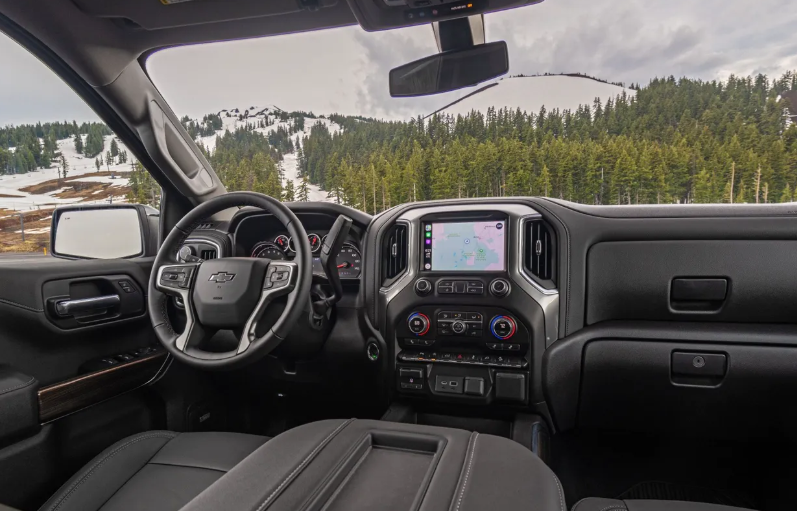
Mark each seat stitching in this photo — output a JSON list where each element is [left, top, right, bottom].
[[552, 474, 566, 511], [46, 432, 178, 511], [255, 419, 353, 511], [599, 506, 627, 511], [453, 432, 479, 511], [0, 376, 35, 396], [570, 497, 589, 511]]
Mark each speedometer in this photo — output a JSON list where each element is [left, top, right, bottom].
[[336, 244, 362, 279], [251, 242, 287, 260]]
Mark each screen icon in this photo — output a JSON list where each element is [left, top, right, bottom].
[[425, 225, 431, 231], [496, 222, 503, 230]]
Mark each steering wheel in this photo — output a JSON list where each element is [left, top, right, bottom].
[[148, 192, 312, 369]]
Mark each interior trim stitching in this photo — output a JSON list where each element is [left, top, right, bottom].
[[570, 497, 589, 511], [45, 432, 178, 511], [552, 474, 566, 511], [0, 376, 35, 396], [255, 419, 353, 511], [599, 506, 627, 511], [453, 432, 479, 511], [0, 297, 43, 313]]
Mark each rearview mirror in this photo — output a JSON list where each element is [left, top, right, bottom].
[[389, 41, 509, 97], [51, 204, 158, 259]]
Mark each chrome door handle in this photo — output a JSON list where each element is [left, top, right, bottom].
[[55, 295, 121, 317]]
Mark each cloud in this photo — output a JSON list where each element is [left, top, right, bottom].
[[2, 0, 796, 125]]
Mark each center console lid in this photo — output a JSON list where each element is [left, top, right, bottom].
[[182, 419, 565, 511]]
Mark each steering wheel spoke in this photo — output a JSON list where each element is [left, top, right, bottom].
[[155, 263, 203, 351], [238, 261, 298, 354]]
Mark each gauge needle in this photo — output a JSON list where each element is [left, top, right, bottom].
[[337, 262, 350, 268]]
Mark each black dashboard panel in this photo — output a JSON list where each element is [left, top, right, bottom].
[[586, 240, 797, 324]]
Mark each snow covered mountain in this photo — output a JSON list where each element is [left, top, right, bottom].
[[430, 75, 635, 118]]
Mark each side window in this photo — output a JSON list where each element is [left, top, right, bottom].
[[0, 31, 160, 256]]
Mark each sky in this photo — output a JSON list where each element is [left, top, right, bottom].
[[2, 0, 796, 125]]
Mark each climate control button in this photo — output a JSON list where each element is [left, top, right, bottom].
[[490, 315, 517, 340], [408, 312, 431, 336]]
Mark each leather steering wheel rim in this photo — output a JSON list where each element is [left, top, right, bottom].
[[147, 191, 312, 370]]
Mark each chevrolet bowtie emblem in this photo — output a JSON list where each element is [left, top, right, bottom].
[[209, 272, 236, 283]]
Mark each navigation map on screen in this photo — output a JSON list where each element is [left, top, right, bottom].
[[426, 221, 505, 271]]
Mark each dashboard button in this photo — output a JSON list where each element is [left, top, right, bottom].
[[451, 320, 467, 335], [452, 312, 465, 320], [467, 312, 483, 321], [507, 343, 521, 351], [414, 279, 432, 295], [466, 286, 484, 294], [438, 327, 452, 336], [438, 311, 452, 320], [486, 343, 500, 350], [467, 329, 483, 338], [453, 281, 467, 294], [438, 285, 454, 294]]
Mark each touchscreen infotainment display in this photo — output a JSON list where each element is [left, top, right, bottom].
[[422, 220, 506, 271]]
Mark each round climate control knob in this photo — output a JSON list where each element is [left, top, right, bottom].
[[490, 315, 517, 340], [414, 278, 432, 296], [451, 320, 467, 335], [407, 312, 430, 336]]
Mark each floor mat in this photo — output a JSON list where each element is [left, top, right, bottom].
[[617, 481, 758, 509]]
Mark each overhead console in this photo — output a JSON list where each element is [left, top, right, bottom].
[[347, 0, 544, 31], [367, 201, 559, 412]]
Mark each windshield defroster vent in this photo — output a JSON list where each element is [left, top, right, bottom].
[[382, 223, 408, 285], [524, 219, 556, 288]]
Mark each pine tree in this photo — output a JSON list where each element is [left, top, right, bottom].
[[59, 154, 69, 180], [110, 139, 119, 158], [73, 133, 83, 154], [106, 150, 113, 170], [282, 180, 295, 201], [298, 174, 310, 201], [95, 158, 100, 172]]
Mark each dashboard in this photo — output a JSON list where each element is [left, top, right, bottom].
[[177, 197, 797, 442]]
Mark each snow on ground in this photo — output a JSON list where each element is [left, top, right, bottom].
[[281, 153, 326, 202], [195, 106, 338, 203], [0, 134, 135, 211], [433, 75, 635, 118]]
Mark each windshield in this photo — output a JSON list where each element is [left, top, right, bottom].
[[146, 4, 797, 211]]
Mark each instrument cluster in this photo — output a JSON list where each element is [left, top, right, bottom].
[[250, 233, 362, 280]]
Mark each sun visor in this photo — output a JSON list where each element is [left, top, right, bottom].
[[70, 0, 338, 31]]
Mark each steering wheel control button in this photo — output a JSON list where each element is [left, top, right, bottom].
[[407, 312, 430, 336], [490, 315, 517, 340], [414, 278, 432, 295], [489, 278, 511, 297]]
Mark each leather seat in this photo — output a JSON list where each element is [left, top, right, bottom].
[[572, 498, 756, 511], [38, 431, 268, 511]]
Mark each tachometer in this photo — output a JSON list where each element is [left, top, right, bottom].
[[307, 233, 322, 253], [336, 244, 362, 279], [274, 235, 291, 253], [251, 242, 287, 260]]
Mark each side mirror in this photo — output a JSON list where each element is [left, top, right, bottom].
[[50, 204, 159, 260], [389, 41, 509, 97]]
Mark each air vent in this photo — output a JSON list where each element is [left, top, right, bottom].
[[524, 219, 556, 287], [201, 249, 217, 260], [381, 223, 408, 285]]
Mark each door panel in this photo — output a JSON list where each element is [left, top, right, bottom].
[[0, 256, 167, 508]]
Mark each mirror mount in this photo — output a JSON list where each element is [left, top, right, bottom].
[[433, 15, 485, 52]]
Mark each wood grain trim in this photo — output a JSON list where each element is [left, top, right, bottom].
[[38, 352, 167, 423]]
